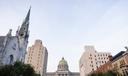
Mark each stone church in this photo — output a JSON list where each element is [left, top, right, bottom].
[[0, 8, 30, 66], [47, 57, 80, 76]]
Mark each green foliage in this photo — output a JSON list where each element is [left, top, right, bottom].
[[89, 71, 117, 76], [0, 61, 40, 76], [104, 71, 117, 76]]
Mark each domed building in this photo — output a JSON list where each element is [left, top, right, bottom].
[[47, 57, 80, 76]]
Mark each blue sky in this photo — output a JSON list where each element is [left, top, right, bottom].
[[0, 0, 128, 72]]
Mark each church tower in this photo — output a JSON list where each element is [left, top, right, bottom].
[[18, 8, 30, 62], [0, 8, 31, 66]]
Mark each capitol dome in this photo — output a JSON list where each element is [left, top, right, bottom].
[[57, 57, 69, 71]]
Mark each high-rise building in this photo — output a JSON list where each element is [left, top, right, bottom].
[[0, 8, 30, 66], [79, 46, 111, 76], [25, 40, 48, 76], [47, 57, 80, 76]]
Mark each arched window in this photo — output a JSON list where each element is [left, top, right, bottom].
[[9, 55, 13, 64]]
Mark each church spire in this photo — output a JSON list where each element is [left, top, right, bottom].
[[23, 6, 31, 25], [18, 7, 31, 39]]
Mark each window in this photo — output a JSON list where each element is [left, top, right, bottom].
[[90, 54, 92, 56], [106, 54, 108, 56], [40, 47, 42, 50], [105, 61, 106, 63], [92, 68, 94, 71], [102, 61, 104, 63], [12, 43, 16, 50], [89, 57, 92, 59], [96, 62, 97, 64], [97, 66, 98, 69], [113, 63, 118, 70], [91, 61, 93, 63], [38, 53, 40, 56], [92, 65, 93, 67], [9, 55, 13, 64], [120, 60, 126, 67]]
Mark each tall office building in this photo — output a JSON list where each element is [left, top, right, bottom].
[[0, 8, 30, 66], [79, 46, 111, 76], [25, 40, 48, 76]]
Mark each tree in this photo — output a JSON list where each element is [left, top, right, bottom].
[[89, 70, 117, 76], [0, 62, 40, 76], [104, 71, 117, 76]]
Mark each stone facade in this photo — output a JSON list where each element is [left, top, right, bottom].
[[0, 8, 30, 66], [79, 46, 111, 76], [47, 57, 80, 76], [89, 50, 128, 75], [25, 40, 48, 76], [112, 51, 128, 75]]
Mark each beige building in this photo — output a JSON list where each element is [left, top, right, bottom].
[[25, 40, 48, 76], [47, 57, 80, 76], [79, 46, 111, 76]]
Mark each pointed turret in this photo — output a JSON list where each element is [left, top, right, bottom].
[[7, 29, 12, 37], [18, 7, 31, 39]]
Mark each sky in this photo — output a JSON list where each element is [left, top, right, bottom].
[[0, 0, 128, 72]]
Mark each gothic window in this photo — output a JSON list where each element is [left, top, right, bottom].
[[9, 55, 13, 64], [12, 43, 16, 50]]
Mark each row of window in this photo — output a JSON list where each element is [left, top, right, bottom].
[[58, 74, 68, 76], [30, 46, 42, 51], [91, 60, 107, 63], [28, 52, 42, 58], [89, 57, 109, 60], [90, 54, 109, 57]]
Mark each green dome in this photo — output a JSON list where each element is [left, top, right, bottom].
[[57, 57, 69, 71], [59, 57, 68, 65]]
